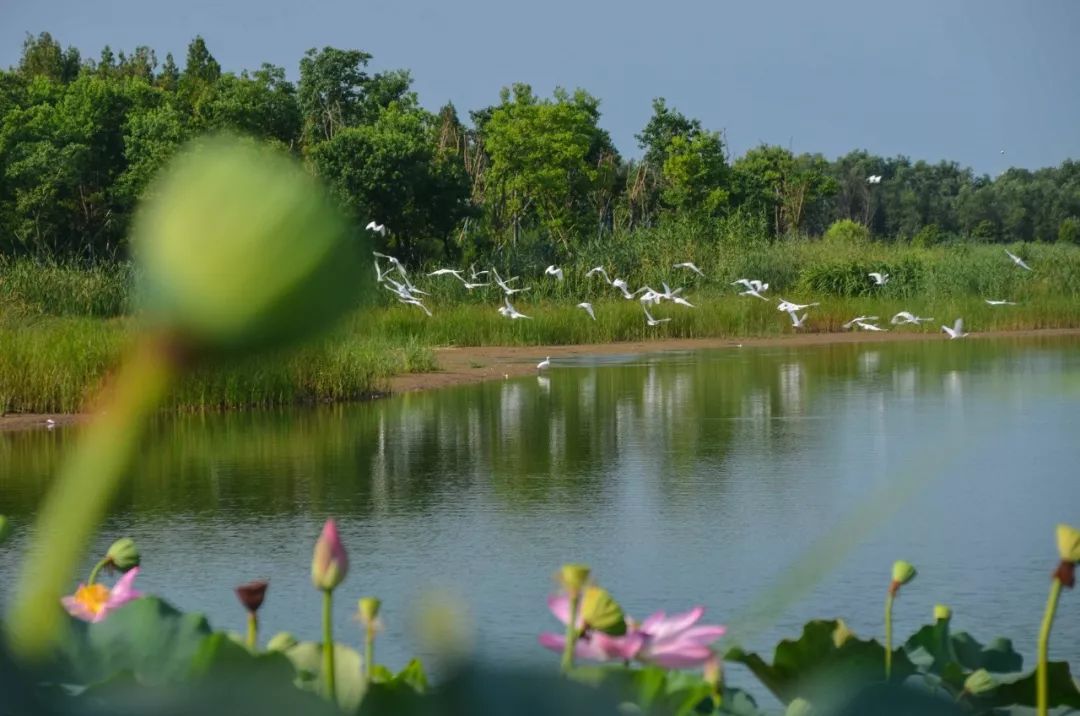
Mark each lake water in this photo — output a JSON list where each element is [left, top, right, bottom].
[[1, 335, 1079, 691]]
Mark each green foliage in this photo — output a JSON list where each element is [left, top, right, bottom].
[[284, 640, 366, 711], [823, 219, 870, 245], [1058, 216, 1080, 244]]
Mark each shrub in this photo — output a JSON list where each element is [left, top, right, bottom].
[[1058, 217, 1080, 245], [823, 219, 870, 245]]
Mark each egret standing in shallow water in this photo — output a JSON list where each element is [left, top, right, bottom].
[[537, 356, 551, 372]]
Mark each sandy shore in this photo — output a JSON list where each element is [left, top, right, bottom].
[[4, 327, 1078, 432]]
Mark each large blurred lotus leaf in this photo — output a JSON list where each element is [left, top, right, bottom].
[[580, 586, 626, 635], [188, 632, 297, 683], [54, 596, 212, 686], [283, 640, 365, 712], [903, 621, 1022, 679], [725, 619, 915, 705], [969, 661, 1080, 710], [133, 134, 367, 356], [571, 665, 761, 715], [360, 659, 429, 716]]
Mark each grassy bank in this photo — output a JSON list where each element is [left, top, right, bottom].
[[3, 238, 1080, 413], [0, 313, 435, 414]]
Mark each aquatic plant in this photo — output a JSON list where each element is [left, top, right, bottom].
[[235, 579, 269, 650], [1038, 524, 1080, 716], [884, 559, 917, 679], [60, 567, 142, 623], [312, 518, 349, 700]]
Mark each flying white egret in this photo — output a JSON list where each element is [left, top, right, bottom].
[[469, 263, 489, 279], [854, 320, 888, 332], [1004, 250, 1033, 271], [537, 356, 551, 372], [586, 266, 612, 283], [398, 297, 432, 316], [365, 221, 387, 236], [637, 289, 662, 305], [942, 318, 968, 339], [984, 298, 1018, 306], [738, 287, 769, 301], [544, 265, 565, 281], [461, 281, 489, 291], [492, 268, 531, 296], [788, 311, 808, 328], [732, 278, 768, 293], [428, 268, 464, 279], [842, 315, 879, 329], [673, 262, 705, 276], [890, 311, 934, 325], [777, 299, 819, 313], [868, 272, 890, 286], [671, 296, 696, 308], [374, 259, 394, 283], [643, 305, 670, 326], [499, 297, 531, 320], [611, 278, 634, 299], [577, 302, 597, 320], [866, 175, 882, 184], [659, 282, 684, 300]]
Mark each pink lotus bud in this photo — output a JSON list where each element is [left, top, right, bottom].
[[311, 519, 348, 591]]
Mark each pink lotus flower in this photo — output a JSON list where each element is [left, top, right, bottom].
[[61, 567, 142, 623], [311, 518, 348, 591], [538, 594, 725, 669]]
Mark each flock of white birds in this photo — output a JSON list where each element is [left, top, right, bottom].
[[367, 222, 1034, 371]]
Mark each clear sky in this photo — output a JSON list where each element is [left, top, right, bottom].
[[3, 0, 1078, 174]]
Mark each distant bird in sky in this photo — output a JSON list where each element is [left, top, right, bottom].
[[545, 265, 564, 281], [868, 272, 890, 286], [984, 298, 1018, 306], [537, 356, 551, 372], [673, 262, 705, 276], [890, 311, 934, 325], [365, 221, 387, 236], [942, 318, 968, 339], [577, 302, 596, 320], [643, 305, 670, 326], [1004, 249, 1033, 271], [842, 315, 879, 329]]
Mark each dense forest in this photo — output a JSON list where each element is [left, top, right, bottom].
[[2, 32, 1079, 264]]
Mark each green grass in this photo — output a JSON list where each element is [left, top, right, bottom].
[[2, 238, 1080, 413], [0, 312, 435, 414]]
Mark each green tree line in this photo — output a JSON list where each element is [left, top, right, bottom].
[[3, 32, 1080, 264]]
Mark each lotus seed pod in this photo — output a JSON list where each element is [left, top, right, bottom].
[[133, 134, 366, 356], [580, 586, 626, 635], [891, 560, 917, 587], [358, 597, 381, 625], [266, 632, 298, 652], [964, 668, 997, 695], [560, 564, 591, 593], [1056, 524, 1080, 563], [933, 604, 952, 621], [235, 579, 269, 613], [105, 537, 140, 571]]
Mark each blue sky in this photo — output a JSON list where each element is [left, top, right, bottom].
[[3, 0, 1078, 174]]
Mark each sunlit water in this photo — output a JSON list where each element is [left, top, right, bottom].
[[1, 336, 1079, 695]]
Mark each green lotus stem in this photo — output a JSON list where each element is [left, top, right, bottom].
[[6, 337, 179, 660], [1037, 577, 1062, 716], [322, 589, 336, 701], [364, 625, 375, 682], [246, 612, 258, 651], [884, 591, 895, 679], [85, 557, 109, 586], [561, 589, 583, 672]]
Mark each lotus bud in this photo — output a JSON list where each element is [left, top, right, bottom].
[[1056, 524, 1080, 563], [889, 560, 917, 594], [934, 604, 952, 622], [831, 619, 854, 648], [0, 515, 10, 545], [311, 519, 348, 591], [358, 597, 381, 626], [267, 632, 298, 652], [963, 668, 997, 695], [133, 134, 365, 356], [235, 579, 269, 613], [786, 697, 815, 716], [105, 537, 140, 572], [559, 564, 591, 594]]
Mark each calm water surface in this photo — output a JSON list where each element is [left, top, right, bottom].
[[1, 336, 1079, 686]]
